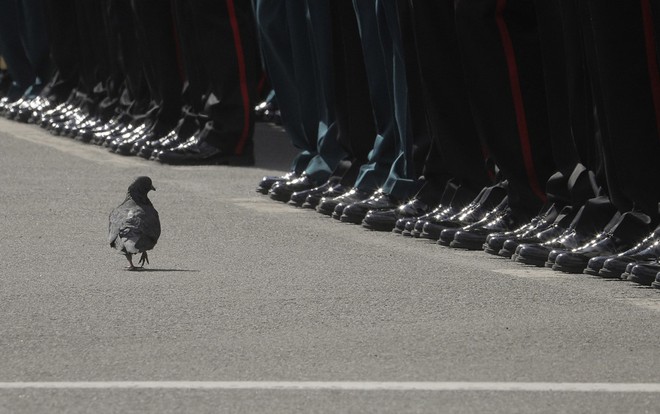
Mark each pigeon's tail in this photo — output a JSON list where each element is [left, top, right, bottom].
[[122, 238, 140, 254], [110, 235, 123, 251]]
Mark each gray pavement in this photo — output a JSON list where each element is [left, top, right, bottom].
[[1, 118, 660, 413]]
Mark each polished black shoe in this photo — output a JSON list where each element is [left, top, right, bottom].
[[597, 231, 660, 278], [514, 227, 593, 267], [619, 261, 639, 281], [97, 122, 134, 146], [0, 97, 12, 113], [502, 221, 568, 260], [254, 100, 279, 123], [156, 136, 255, 166], [421, 185, 507, 241], [1, 97, 27, 119], [115, 131, 153, 155], [440, 197, 510, 247], [627, 262, 660, 286], [128, 131, 160, 156], [21, 97, 52, 123], [107, 123, 149, 150], [40, 101, 79, 126], [552, 212, 651, 274], [139, 130, 181, 158], [422, 207, 473, 242], [269, 174, 318, 202], [450, 205, 531, 250], [438, 195, 510, 247], [482, 204, 560, 255], [552, 233, 628, 274], [288, 179, 337, 207], [141, 116, 200, 158], [514, 200, 618, 267], [397, 207, 437, 236], [74, 117, 108, 143], [363, 198, 434, 232], [410, 206, 457, 238], [109, 129, 142, 152], [256, 171, 297, 195], [302, 183, 349, 209], [5, 96, 50, 123], [48, 107, 87, 136], [395, 204, 446, 235], [317, 187, 370, 217], [87, 118, 131, 145], [501, 206, 574, 259], [341, 190, 399, 224], [61, 111, 92, 137], [651, 270, 660, 289], [399, 182, 480, 237]]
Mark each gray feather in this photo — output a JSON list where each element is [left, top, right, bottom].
[[109, 177, 160, 256]]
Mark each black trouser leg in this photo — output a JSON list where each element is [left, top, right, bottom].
[[582, 0, 660, 221], [455, 0, 555, 214], [189, 0, 259, 155], [42, 0, 79, 102], [329, 0, 376, 185], [409, 0, 491, 194], [131, 0, 183, 134]]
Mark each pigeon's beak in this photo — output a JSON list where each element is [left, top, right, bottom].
[[151, 185, 156, 191]]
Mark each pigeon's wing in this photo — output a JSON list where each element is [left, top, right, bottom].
[[108, 201, 129, 250], [108, 199, 147, 254], [118, 205, 148, 254], [135, 205, 160, 251]]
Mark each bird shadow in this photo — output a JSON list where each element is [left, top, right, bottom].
[[125, 268, 200, 273]]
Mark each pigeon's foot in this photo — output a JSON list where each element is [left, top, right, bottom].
[[125, 253, 137, 270], [125, 265, 139, 271], [138, 252, 149, 267]]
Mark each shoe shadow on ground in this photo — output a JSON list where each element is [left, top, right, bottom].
[[252, 123, 298, 172]]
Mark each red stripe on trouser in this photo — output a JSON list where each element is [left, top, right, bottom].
[[640, 0, 660, 140], [226, 0, 251, 154], [495, 0, 546, 202], [481, 144, 496, 183]]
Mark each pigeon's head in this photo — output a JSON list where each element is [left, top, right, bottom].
[[127, 176, 156, 198]]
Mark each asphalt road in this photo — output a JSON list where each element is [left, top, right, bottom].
[[1, 118, 660, 413]]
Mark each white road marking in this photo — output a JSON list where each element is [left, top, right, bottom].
[[1, 382, 660, 392]]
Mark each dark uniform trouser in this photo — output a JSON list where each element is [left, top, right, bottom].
[[43, 0, 79, 103], [329, 0, 377, 187], [352, 0, 422, 199], [256, 0, 317, 175], [109, 0, 151, 121], [71, 0, 113, 114], [399, 0, 433, 184], [455, 0, 555, 215], [581, 0, 660, 222], [535, 0, 591, 177], [256, 0, 345, 181], [304, 0, 348, 181], [172, 0, 207, 116], [409, 0, 491, 198], [170, 0, 209, 140], [179, 0, 259, 156], [0, 0, 50, 98], [131, 0, 183, 135]]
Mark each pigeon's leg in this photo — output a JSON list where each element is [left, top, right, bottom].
[[125, 253, 137, 270], [138, 251, 149, 267]]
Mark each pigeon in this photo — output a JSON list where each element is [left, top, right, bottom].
[[108, 176, 161, 270]]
